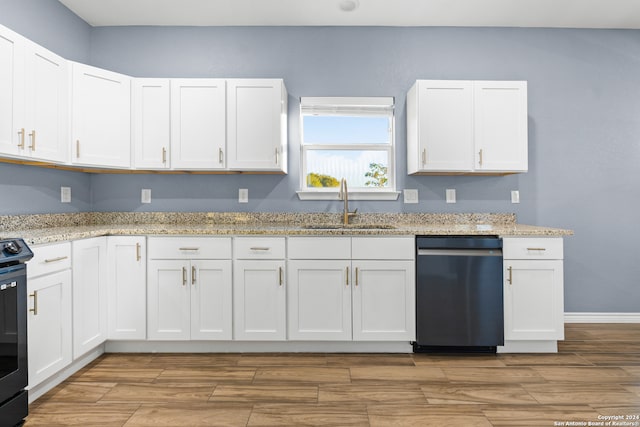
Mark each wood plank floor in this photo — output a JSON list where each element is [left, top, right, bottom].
[[26, 324, 640, 426]]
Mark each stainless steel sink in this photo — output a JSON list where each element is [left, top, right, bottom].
[[302, 224, 396, 230]]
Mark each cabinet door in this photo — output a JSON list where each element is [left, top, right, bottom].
[[132, 78, 170, 169], [227, 79, 287, 172], [72, 237, 108, 359], [474, 81, 528, 172], [288, 260, 351, 341], [233, 260, 286, 340], [408, 80, 473, 173], [170, 79, 226, 170], [147, 260, 190, 340], [27, 269, 72, 388], [23, 41, 68, 163], [107, 236, 146, 340], [352, 260, 415, 341], [504, 260, 564, 340], [0, 25, 25, 157], [190, 260, 232, 340], [71, 62, 131, 168]]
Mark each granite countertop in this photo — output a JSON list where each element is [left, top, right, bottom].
[[0, 212, 573, 245]]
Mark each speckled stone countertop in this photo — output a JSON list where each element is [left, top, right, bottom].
[[0, 212, 573, 245]]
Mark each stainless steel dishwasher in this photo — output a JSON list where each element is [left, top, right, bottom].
[[414, 236, 504, 353]]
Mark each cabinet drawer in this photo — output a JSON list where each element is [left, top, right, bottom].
[[288, 237, 351, 259], [148, 237, 231, 259], [503, 238, 563, 260], [28, 242, 72, 278], [352, 237, 414, 260], [234, 237, 285, 259]]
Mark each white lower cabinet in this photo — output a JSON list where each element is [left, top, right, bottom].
[[288, 259, 352, 341], [27, 242, 72, 388], [72, 237, 108, 359], [234, 260, 286, 340], [502, 238, 565, 346], [287, 236, 416, 342], [233, 237, 286, 340], [147, 237, 232, 340], [107, 236, 146, 340], [352, 260, 415, 341]]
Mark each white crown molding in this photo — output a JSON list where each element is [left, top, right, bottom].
[[565, 312, 640, 323]]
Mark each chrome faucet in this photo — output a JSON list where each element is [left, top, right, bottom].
[[339, 178, 358, 225]]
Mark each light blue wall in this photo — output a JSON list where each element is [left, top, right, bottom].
[[0, 4, 638, 312], [0, 0, 92, 214], [87, 26, 640, 312]]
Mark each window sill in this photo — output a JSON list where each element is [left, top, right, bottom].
[[296, 191, 401, 201]]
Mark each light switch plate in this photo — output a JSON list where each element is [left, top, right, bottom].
[[141, 189, 151, 204], [403, 189, 419, 204], [511, 190, 520, 204], [239, 188, 249, 203], [446, 189, 456, 204], [61, 187, 71, 203]]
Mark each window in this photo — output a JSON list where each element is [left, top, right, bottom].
[[298, 97, 398, 200]]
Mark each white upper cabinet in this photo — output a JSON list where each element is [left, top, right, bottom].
[[23, 41, 69, 163], [407, 79, 527, 175], [71, 62, 131, 168], [474, 81, 528, 173], [407, 80, 474, 173], [0, 25, 25, 158], [0, 25, 68, 163], [132, 78, 170, 169], [170, 79, 226, 170], [226, 79, 287, 172]]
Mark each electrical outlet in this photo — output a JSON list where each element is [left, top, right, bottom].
[[511, 190, 520, 204], [239, 188, 248, 203], [403, 189, 419, 204], [61, 187, 71, 203], [446, 189, 456, 204], [141, 189, 151, 204]]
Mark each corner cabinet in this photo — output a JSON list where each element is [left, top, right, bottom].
[[71, 62, 131, 168], [501, 237, 564, 352], [226, 79, 287, 172], [72, 237, 108, 359], [407, 79, 527, 175], [147, 237, 232, 340], [27, 242, 72, 389]]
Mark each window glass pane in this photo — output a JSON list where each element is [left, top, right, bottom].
[[306, 150, 390, 188], [303, 115, 390, 145]]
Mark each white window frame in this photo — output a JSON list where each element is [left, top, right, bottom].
[[297, 96, 399, 201]]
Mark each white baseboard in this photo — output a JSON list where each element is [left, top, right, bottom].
[[565, 312, 640, 323]]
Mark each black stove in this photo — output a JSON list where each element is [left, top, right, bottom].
[[0, 238, 33, 427], [0, 239, 33, 266]]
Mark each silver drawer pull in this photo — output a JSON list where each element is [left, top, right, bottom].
[[178, 247, 200, 251], [45, 256, 68, 263], [250, 247, 271, 251], [526, 247, 547, 251]]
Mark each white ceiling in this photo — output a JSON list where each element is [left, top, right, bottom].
[[58, 0, 640, 29]]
